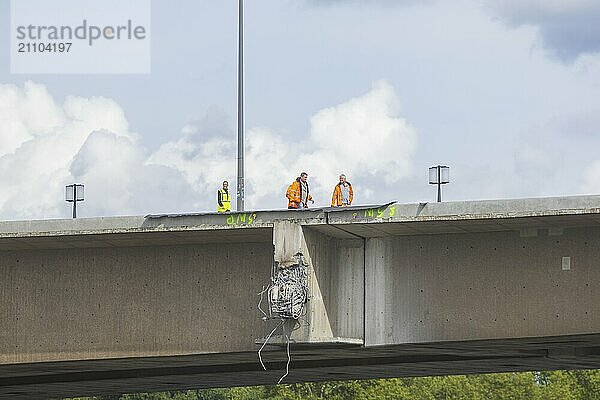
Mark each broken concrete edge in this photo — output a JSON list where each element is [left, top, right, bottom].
[[0, 210, 324, 238], [2, 194, 600, 238], [325, 195, 600, 225], [254, 336, 364, 347], [0, 222, 274, 239]]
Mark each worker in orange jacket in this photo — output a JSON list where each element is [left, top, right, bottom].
[[331, 174, 353, 207], [286, 172, 314, 209]]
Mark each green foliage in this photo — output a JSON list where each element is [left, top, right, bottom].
[[68, 369, 600, 400]]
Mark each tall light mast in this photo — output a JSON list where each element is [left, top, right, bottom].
[[236, 0, 245, 211]]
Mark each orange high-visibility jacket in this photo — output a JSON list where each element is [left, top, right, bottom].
[[331, 182, 353, 207], [286, 178, 313, 209]]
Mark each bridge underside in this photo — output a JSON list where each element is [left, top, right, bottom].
[[2, 334, 599, 399]]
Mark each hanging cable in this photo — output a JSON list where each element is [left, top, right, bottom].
[[258, 319, 285, 371], [277, 332, 291, 384], [257, 284, 270, 319]]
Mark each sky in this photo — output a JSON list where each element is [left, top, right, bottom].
[[1, 0, 600, 220]]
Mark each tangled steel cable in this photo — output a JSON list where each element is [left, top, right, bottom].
[[257, 252, 309, 383]]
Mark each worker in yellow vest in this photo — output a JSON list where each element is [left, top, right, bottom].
[[217, 181, 231, 213]]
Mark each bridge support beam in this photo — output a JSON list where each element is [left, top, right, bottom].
[[271, 221, 364, 344], [364, 228, 600, 346]]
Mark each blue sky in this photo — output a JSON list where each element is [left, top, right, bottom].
[[1, 0, 600, 219]]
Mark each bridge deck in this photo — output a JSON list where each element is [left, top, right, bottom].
[[1, 195, 599, 398], [1, 195, 600, 248]]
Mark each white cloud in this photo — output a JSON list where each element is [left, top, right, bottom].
[[0, 82, 136, 219], [582, 160, 600, 194], [149, 136, 236, 193], [71, 130, 197, 215], [0, 82, 63, 157], [244, 127, 293, 209], [0, 81, 194, 219], [0, 80, 418, 219], [307, 80, 416, 186], [150, 80, 418, 209]]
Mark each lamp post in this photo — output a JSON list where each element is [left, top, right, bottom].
[[236, 0, 245, 211], [65, 184, 84, 218], [429, 165, 449, 202]]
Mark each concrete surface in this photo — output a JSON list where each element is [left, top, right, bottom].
[[364, 227, 600, 345], [1, 242, 273, 365], [1, 195, 599, 398]]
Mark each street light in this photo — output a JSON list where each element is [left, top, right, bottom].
[[237, 0, 245, 212], [65, 184, 84, 218], [429, 165, 449, 202]]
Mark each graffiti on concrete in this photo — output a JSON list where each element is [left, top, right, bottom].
[[362, 205, 396, 220], [226, 212, 257, 226]]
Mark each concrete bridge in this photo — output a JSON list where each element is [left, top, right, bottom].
[[1, 196, 599, 399]]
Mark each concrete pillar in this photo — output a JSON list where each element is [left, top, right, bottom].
[[272, 220, 334, 342], [271, 221, 364, 344]]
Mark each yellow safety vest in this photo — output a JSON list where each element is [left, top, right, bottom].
[[217, 189, 231, 213]]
